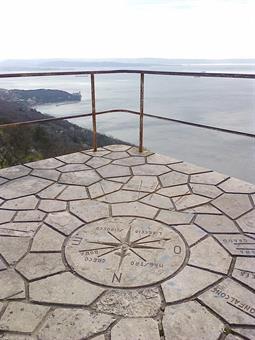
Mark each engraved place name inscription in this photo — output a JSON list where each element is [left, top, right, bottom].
[[215, 234, 255, 256], [65, 217, 187, 288]]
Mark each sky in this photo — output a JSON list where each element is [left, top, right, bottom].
[[0, 0, 254, 60]]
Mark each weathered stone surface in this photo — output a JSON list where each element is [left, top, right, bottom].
[[189, 236, 231, 273], [93, 288, 161, 317], [200, 278, 255, 324], [105, 144, 131, 152], [84, 148, 110, 157], [184, 204, 221, 214], [60, 170, 100, 186], [14, 210, 46, 222], [0, 236, 30, 264], [190, 183, 222, 198], [0, 176, 52, 199], [38, 183, 66, 199], [27, 158, 63, 169], [173, 194, 210, 211], [160, 171, 188, 187], [170, 162, 209, 174], [195, 214, 238, 233], [1, 195, 38, 210], [0, 222, 40, 237], [57, 152, 90, 164], [237, 209, 255, 233], [0, 210, 15, 224], [162, 266, 221, 303], [0, 333, 36, 339], [0, 178, 7, 185], [38, 199, 67, 212], [0, 269, 25, 299], [98, 190, 146, 203], [156, 210, 193, 225], [57, 185, 88, 200], [97, 164, 131, 178], [123, 176, 159, 192], [104, 151, 129, 159], [219, 177, 255, 193], [163, 301, 223, 340], [112, 202, 157, 218], [30, 272, 104, 305], [212, 194, 252, 219], [174, 224, 206, 246], [234, 328, 255, 339], [0, 302, 50, 333], [132, 164, 169, 176], [128, 146, 153, 157], [58, 163, 90, 172], [111, 318, 160, 340], [45, 211, 83, 235], [157, 184, 190, 197], [31, 224, 65, 251], [232, 257, 255, 290], [214, 234, 255, 256], [16, 253, 65, 281], [0, 258, 7, 270], [113, 156, 145, 166], [70, 199, 109, 222], [38, 309, 115, 340], [88, 180, 122, 199], [31, 168, 60, 181], [86, 156, 111, 168], [140, 193, 173, 209], [110, 176, 131, 183], [190, 171, 228, 185], [0, 165, 30, 179], [147, 153, 179, 164]]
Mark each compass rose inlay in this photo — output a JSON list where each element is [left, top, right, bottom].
[[65, 217, 187, 288]]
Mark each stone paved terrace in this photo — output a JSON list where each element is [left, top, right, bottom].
[[0, 144, 255, 340]]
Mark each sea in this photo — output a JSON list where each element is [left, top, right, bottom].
[[0, 59, 254, 183]]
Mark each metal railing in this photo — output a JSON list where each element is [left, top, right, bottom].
[[0, 70, 254, 152]]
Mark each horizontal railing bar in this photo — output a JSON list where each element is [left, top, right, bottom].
[[0, 108, 254, 138], [0, 70, 254, 79]]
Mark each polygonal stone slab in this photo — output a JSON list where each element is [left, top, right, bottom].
[[159, 171, 188, 187], [195, 214, 238, 233], [0, 334, 36, 340], [45, 211, 83, 235], [58, 163, 90, 172], [189, 236, 232, 274], [219, 177, 255, 194], [162, 266, 222, 303], [0, 178, 7, 185], [104, 151, 130, 160], [88, 180, 122, 199], [170, 162, 209, 175], [190, 171, 228, 185], [16, 253, 65, 281], [111, 176, 131, 183], [173, 194, 210, 211], [38, 309, 115, 340], [132, 164, 169, 176], [156, 210, 193, 225], [147, 153, 179, 164], [113, 156, 145, 166], [38, 199, 67, 213], [214, 234, 255, 256], [237, 210, 255, 233], [57, 152, 90, 164], [105, 144, 131, 152], [0, 165, 30, 179], [0, 258, 6, 270], [97, 164, 131, 178], [140, 193, 173, 209], [30, 272, 104, 305], [70, 199, 109, 222], [199, 278, 255, 325], [123, 176, 159, 192], [31, 224, 65, 251], [157, 184, 190, 198], [111, 202, 157, 218], [57, 185, 88, 201], [31, 169, 60, 181], [93, 287, 161, 317], [190, 183, 222, 198], [0, 222, 40, 237], [0, 302, 50, 333], [0, 269, 25, 299], [234, 328, 255, 339], [232, 257, 255, 290], [27, 158, 63, 169], [84, 148, 111, 157], [98, 190, 146, 203], [59, 170, 101, 186], [212, 194, 252, 219], [184, 204, 222, 215], [0, 236, 30, 265], [128, 147, 153, 157], [0, 176, 52, 199], [163, 301, 223, 340], [37, 183, 66, 199], [174, 224, 206, 246], [111, 318, 160, 340], [86, 156, 111, 168], [14, 210, 46, 222], [0, 195, 38, 210], [0, 210, 15, 224]]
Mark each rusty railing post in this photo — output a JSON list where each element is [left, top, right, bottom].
[[139, 73, 144, 152], [91, 73, 97, 151]]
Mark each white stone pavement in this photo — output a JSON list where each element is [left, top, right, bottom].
[[0, 144, 255, 340]]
